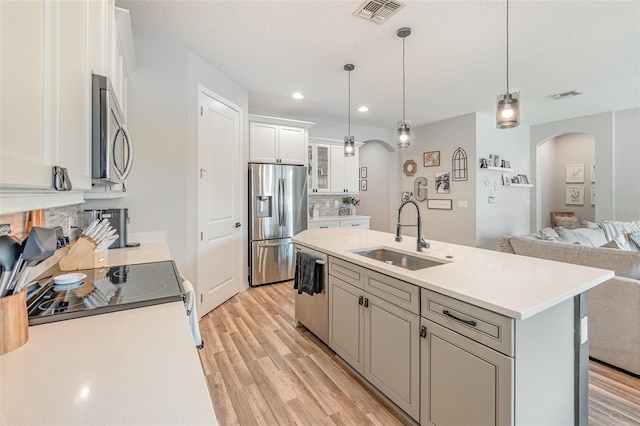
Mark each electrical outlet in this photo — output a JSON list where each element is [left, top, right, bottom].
[[458, 200, 468, 208], [580, 316, 588, 344], [334, 200, 339, 208], [325, 201, 329, 208]]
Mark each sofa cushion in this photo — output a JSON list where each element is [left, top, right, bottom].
[[539, 227, 560, 241], [509, 236, 640, 280], [554, 216, 580, 229], [580, 220, 601, 229], [571, 227, 608, 247], [554, 227, 596, 246], [497, 235, 515, 254]]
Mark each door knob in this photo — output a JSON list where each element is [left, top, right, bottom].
[[234, 222, 242, 228]]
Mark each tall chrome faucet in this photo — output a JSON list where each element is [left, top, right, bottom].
[[396, 199, 429, 252]]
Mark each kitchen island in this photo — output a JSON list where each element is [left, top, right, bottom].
[[0, 243, 217, 425], [293, 228, 613, 425]]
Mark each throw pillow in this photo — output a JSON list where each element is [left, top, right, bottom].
[[599, 221, 640, 251], [580, 220, 600, 229], [554, 216, 580, 230], [628, 232, 640, 250], [572, 227, 608, 247], [554, 226, 594, 246], [539, 227, 560, 241], [600, 240, 621, 249]]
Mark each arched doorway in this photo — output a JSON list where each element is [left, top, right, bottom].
[[535, 133, 595, 229]]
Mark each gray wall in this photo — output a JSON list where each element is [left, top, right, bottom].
[[614, 108, 640, 221], [538, 133, 595, 227], [475, 113, 531, 249], [399, 114, 477, 246]]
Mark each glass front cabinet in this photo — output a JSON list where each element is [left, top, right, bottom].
[[308, 143, 331, 193]]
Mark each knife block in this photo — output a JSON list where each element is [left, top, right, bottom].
[[0, 290, 29, 356], [59, 237, 108, 271]]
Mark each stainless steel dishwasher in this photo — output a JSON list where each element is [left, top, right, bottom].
[[294, 244, 328, 344]]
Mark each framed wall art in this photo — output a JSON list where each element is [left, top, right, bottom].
[[590, 163, 595, 183], [423, 151, 440, 167], [591, 185, 596, 205], [427, 199, 453, 210], [566, 186, 584, 205], [360, 167, 367, 179], [565, 164, 584, 183], [435, 172, 450, 194], [360, 180, 367, 191]]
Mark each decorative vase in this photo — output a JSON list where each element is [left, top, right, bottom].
[[349, 205, 356, 215]]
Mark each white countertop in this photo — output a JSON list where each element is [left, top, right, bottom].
[[293, 228, 614, 320], [309, 215, 371, 221], [0, 242, 217, 425]]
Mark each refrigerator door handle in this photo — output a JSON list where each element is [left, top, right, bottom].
[[278, 177, 286, 226], [258, 240, 291, 248]]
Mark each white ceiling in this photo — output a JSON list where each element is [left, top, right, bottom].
[[117, 0, 640, 130]]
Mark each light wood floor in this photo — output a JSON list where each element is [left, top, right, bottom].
[[198, 282, 640, 426]]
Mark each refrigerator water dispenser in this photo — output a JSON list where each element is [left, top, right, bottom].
[[256, 196, 272, 218]]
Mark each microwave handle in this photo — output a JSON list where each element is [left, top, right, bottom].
[[113, 124, 134, 180]]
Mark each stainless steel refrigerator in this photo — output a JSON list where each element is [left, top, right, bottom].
[[249, 163, 307, 286]]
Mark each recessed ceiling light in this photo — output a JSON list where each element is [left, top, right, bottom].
[[291, 92, 304, 100], [358, 106, 369, 112]]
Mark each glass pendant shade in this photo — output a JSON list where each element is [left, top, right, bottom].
[[397, 120, 411, 148], [344, 136, 355, 156], [496, 92, 520, 129]]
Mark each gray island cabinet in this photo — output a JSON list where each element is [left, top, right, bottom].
[[292, 228, 614, 426]]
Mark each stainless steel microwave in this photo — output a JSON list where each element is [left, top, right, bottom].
[[91, 74, 133, 186]]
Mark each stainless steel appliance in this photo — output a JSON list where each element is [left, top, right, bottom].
[[294, 245, 328, 344], [249, 163, 307, 286], [85, 208, 129, 248], [27, 261, 184, 325], [92, 74, 133, 186]]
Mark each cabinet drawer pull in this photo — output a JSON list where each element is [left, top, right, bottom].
[[351, 224, 360, 227], [443, 310, 477, 327], [358, 295, 364, 306], [363, 297, 369, 308], [320, 226, 329, 229]]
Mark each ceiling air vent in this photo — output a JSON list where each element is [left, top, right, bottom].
[[549, 90, 583, 100], [354, 0, 405, 24]]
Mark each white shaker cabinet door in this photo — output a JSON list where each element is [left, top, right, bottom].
[[329, 145, 346, 193], [53, 0, 92, 190], [277, 126, 306, 165], [249, 122, 279, 163], [329, 276, 365, 374], [0, 0, 50, 189], [345, 147, 360, 193]]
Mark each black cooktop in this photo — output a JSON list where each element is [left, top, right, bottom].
[[27, 261, 185, 325]]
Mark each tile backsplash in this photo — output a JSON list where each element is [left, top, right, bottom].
[[0, 204, 84, 239], [308, 194, 352, 217]]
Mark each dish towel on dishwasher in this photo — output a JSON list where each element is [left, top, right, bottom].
[[294, 252, 323, 295], [182, 279, 204, 349]]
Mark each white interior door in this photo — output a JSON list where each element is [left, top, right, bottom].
[[197, 89, 242, 316]]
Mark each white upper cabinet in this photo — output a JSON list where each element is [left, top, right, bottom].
[[0, 0, 50, 190], [329, 145, 359, 193], [0, 0, 132, 213], [308, 143, 331, 193], [248, 115, 314, 165]]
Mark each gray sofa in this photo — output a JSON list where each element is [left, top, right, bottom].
[[499, 221, 640, 375]]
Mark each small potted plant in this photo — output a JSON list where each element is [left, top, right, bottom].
[[342, 196, 360, 215]]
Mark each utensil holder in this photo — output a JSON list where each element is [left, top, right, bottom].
[[0, 290, 29, 355], [59, 237, 108, 271]]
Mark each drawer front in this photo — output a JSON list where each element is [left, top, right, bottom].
[[421, 289, 514, 356], [308, 221, 340, 229], [328, 256, 365, 289], [365, 269, 420, 314], [340, 219, 370, 229]]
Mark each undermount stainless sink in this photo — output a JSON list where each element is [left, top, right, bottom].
[[352, 248, 446, 271]]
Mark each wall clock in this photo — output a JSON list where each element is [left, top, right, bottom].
[[403, 159, 417, 177]]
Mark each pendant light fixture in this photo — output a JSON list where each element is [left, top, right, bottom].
[[496, 0, 520, 128], [397, 27, 411, 148], [344, 64, 355, 157]]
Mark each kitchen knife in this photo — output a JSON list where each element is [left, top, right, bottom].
[[92, 219, 112, 241], [83, 219, 100, 238], [94, 234, 119, 253], [93, 225, 113, 245]]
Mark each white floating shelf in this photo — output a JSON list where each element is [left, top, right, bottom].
[[508, 184, 534, 188], [484, 166, 514, 172]]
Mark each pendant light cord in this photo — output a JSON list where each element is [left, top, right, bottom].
[[506, 0, 510, 94], [348, 69, 351, 135], [402, 36, 406, 122]]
